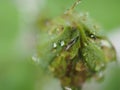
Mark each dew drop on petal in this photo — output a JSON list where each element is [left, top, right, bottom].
[[53, 42, 57, 48], [90, 34, 96, 40], [90, 34, 94, 38], [61, 41, 65, 46]]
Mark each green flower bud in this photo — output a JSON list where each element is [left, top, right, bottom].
[[35, 0, 116, 90]]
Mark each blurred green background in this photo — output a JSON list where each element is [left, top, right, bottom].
[[45, 0, 120, 30], [0, 0, 120, 90]]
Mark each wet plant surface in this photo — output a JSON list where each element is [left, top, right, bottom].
[[34, 0, 116, 90]]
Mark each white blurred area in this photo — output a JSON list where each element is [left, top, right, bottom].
[[14, 0, 44, 21], [13, 0, 62, 90], [13, 0, 45, 56], [108, 28, 120, 61]]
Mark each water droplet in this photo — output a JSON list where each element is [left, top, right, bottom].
[[53, 42, 57, 48], [65, 87, 72, 90], [76, 0, 81, 5], [90, 34, 96, 40], [60, 41, 65, 46], [90, 34, 94, 38]]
